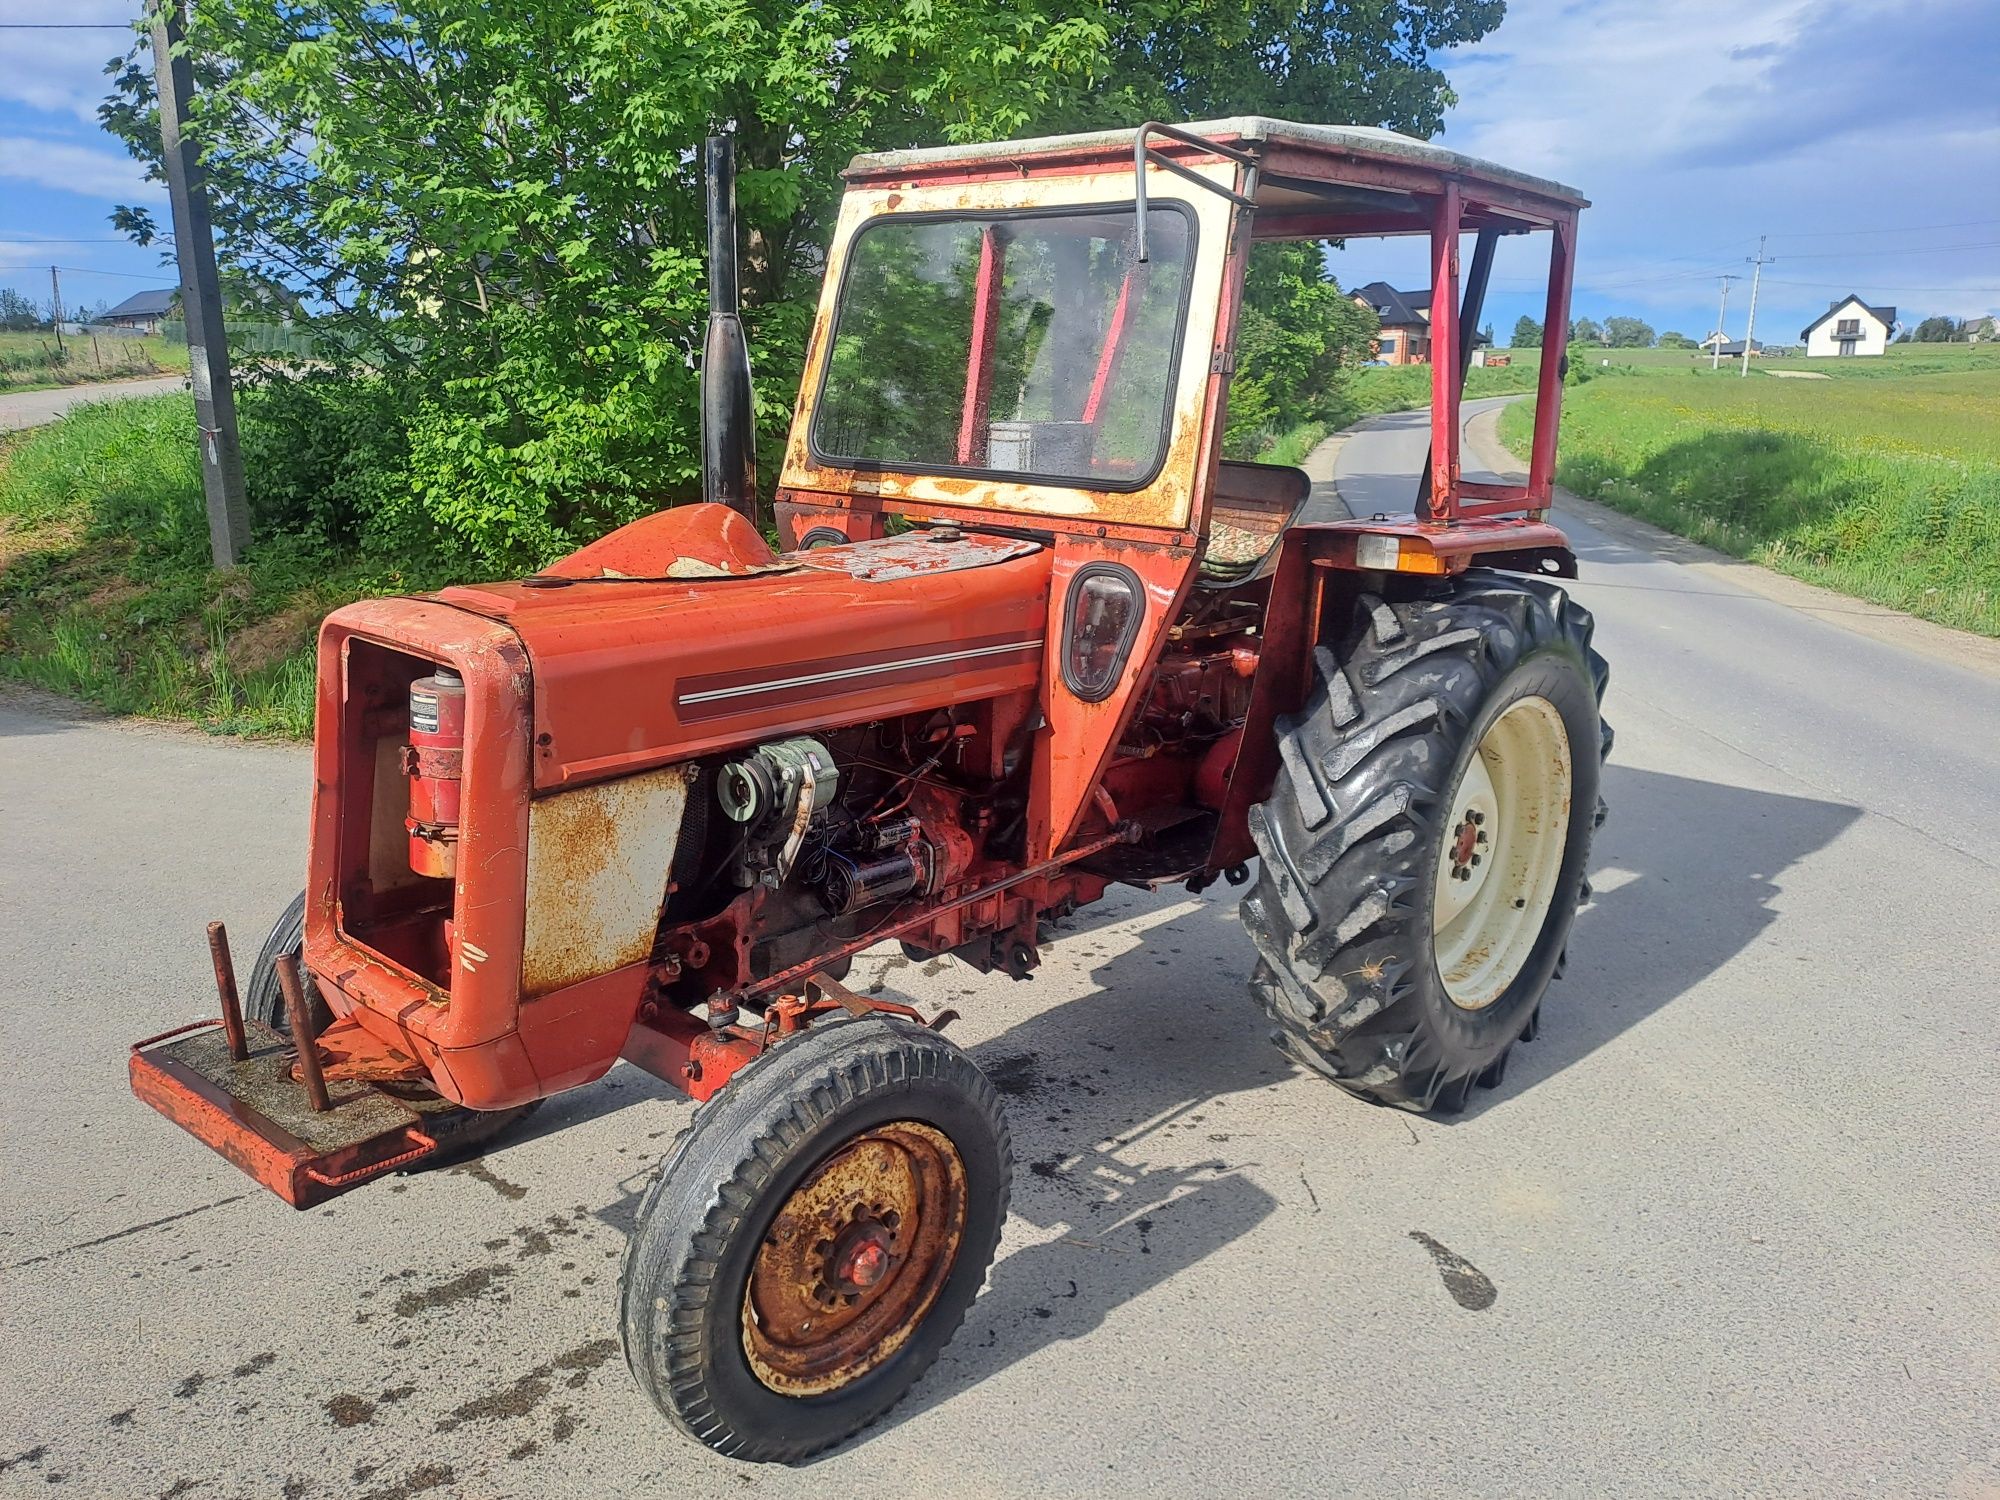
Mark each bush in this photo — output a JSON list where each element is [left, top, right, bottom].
[[238, 371, 411, 552]]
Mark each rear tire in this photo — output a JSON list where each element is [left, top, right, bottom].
[[1242, 569, 1608, 1112]]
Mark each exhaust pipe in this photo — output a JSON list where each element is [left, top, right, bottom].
[[702, 135, 758, 524]]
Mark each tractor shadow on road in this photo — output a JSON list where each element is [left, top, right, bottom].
[[879, 761, 1863, 1423], [1447, 761, 1861, 1122]]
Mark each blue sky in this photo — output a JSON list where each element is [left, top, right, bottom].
[[1340, 0, 2000, 342], [3, 0, 1997, 341]]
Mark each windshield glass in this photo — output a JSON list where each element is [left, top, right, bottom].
[[810, 205, 1195, 489]]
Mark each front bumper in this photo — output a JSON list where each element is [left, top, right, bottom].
[[129, 1016, 457, 1210]]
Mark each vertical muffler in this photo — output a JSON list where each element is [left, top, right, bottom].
[[702, 135, 758, 524]]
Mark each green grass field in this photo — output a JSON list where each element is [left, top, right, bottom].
[[1499, 342, 2000, 635], [0, 393, 377, 735], [0, 328, 189, 393]]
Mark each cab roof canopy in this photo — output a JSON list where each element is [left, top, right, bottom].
[[846, 117, 1588, 236]]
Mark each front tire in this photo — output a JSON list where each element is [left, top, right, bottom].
[[1242, 570, 1607, 1112], [244, 890, 331, 1034], [620, 1016, 1011, 1463]]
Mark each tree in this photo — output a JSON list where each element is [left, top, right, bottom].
[[1657, 330, 1696, 350], [1224, 243, 1379, 453], [1911, 315, 1966, 343], [1602, 315, 1655, 348], [0, 287, 42, 331], [101, 0, 1504, 571], [1511, 314, 1542, 348], [1571, 316, 1603, 345]]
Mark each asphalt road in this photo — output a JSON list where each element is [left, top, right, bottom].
[[0, 375, 188, 433], [3, 405, 1997, 1498]]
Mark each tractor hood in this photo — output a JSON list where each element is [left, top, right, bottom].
[[434, 506, 1052, 791]]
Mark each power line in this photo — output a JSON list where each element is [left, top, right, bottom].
[[1579, 267, 1738, 292], [0, 23, 134, 28], [1760, 277, 2000, 295], [0, 264, 176, 280], [1775, 240, 2000, 261], [0, 236, 144, 244], [1771, 217, 2000, 241]]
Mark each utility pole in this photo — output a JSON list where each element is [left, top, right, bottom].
[[49, 266, 64, 357], [1710, 274, 1739, 371], [1740, 237, 1773, 377], [148, 0, 250, 569]]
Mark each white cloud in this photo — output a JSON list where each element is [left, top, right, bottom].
[[0, 1, 144, 124], [1431, 0, 2000, 329], [0, 134, 162, 203]]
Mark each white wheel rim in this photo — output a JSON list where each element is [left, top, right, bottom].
[[1433, 695, 1573, 1011]]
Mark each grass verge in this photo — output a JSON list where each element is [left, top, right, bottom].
[[1, 393, 435, 736], [0, 329, 188, 393], [1499, 355, 2000, 636]]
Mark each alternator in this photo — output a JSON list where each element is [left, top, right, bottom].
[[717, 737, 838, 886]]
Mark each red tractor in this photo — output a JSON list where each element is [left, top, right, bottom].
[[133, 118, 1605, 1462]]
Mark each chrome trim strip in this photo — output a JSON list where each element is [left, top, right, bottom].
[[678, 638, 1045, 707]]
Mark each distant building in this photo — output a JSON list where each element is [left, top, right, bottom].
[[1800, 295, 1895, 357], [1351, 281, 1432, 365], [96, 288, 177, 335], [1699, 335, 1766, 358]]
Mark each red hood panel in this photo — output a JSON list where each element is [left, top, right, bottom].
[[440, 534, 1052, 789]]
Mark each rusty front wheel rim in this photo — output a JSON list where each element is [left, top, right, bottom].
[[741, 1121, 968, 1398]]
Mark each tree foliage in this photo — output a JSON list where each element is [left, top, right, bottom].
[[1602, 315, 1655, 348], [0, 288, 44, 331], [1223, 242, 1379, 454], [1911, 315, 1967, 343], [1510, 314, 1542, 348], [102, 0, 1501, 570], [1657, 329, 1696, 350]]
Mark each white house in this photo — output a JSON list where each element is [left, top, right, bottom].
[[1800, 295, 1896, 357]]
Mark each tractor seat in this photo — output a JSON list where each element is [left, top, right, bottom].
[[1198, 460, 1312, 584]]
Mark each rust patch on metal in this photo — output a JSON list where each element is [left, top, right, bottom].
[[792, 531, 1040, 580], [520, 765, 692, 997], [741, 1121, 967, 1397]]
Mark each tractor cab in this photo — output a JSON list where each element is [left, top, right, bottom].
[[776, 118, 1587, 862], [780, 118, 1585, 540]]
